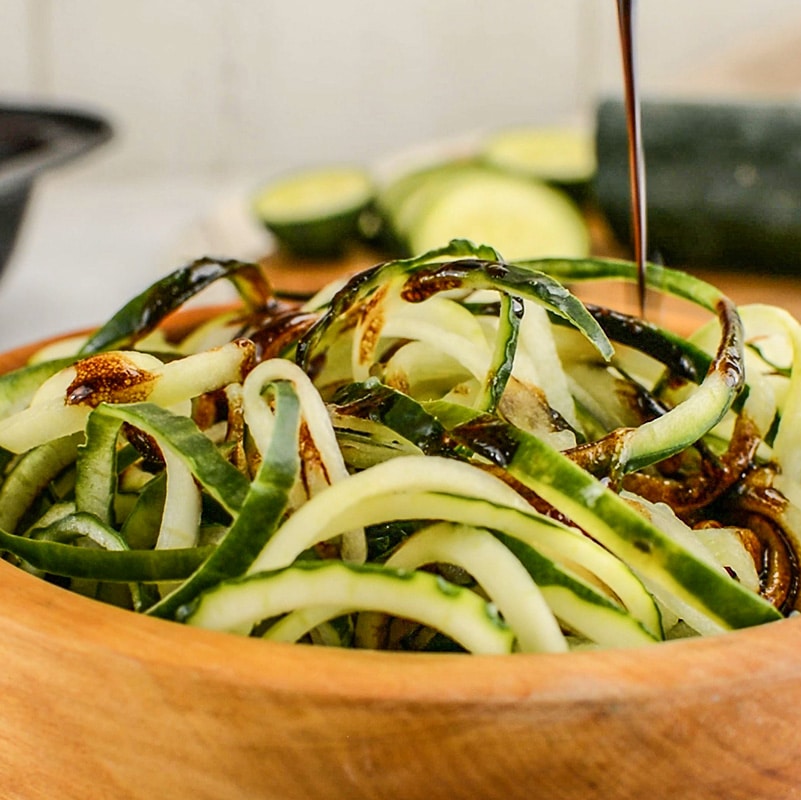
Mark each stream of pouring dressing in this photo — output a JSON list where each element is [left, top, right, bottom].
[[616, 0, 648, 316]]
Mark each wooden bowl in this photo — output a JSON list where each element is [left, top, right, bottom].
[[2, 307, 801, 800]]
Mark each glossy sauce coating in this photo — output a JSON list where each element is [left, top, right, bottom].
[[65, 352, 157, 407]]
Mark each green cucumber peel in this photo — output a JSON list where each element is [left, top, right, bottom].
[[330, 383, 661, 637], [497, 429, 780, 630], [76, 411, 123, 525], [0, 433, 83, 535], [518, 257, 746, 474], [408, 399, 779, 630], [331, 382, 774, 632], [33, 510, 128, 551], [578, 304, 712, 384], [492, 532, 658, 648], [388, 520, 657, 650], [90, 402, 250, 516], [79, 257, 275, 355], [330, 379, 462, 458], [264, 521, 656, 651], [521, 256, 725, 311], [179, 560, 514, 655], [385, 521, 567, 653], [617, 297, 744, 473], [147, 379, 301, 619], [246, 451, 661, 637], [476, 293, 522, 413], [0, 514, 212, 581], [295, 240, 613, 371], [119, 472, 166, 550], [398, 256, 612, 359]]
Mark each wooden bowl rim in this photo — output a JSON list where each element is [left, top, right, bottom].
[[3, 305, 798, 708]]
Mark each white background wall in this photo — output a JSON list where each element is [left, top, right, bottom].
[[1, 1, 801, 348], [4, 0, 801, 179]]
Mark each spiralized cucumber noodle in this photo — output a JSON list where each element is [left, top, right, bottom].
[[0, 240, 795, 654]]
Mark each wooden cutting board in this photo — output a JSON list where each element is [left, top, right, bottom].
[[257, 211, 801, 327]]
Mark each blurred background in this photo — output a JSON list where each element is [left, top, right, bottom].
[[1, 0, 801, 348]]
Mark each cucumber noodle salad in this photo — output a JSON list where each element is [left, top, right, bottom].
[[0, 239, 797, 654]]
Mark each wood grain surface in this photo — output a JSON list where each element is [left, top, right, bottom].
[[0, 552, 799, 800]]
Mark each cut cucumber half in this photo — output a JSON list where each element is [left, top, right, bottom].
[[374, 160, 480, 253], [405, 169, 590, 261], [594, 98, 801, 270], [253, 166, 374, 257], [377, 161, 478, 227], [482, 126, 596, 200]]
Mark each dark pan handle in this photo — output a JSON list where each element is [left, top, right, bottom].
[[0, 103, 113, 191]]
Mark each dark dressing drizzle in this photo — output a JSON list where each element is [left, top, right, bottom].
[[616, 0, 648, 316]]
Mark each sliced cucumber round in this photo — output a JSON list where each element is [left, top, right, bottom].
[[405, 169, 590, 261], [373, 160, 480, 253], [253, 166, 374, 257], [482, 126, 596, 201]]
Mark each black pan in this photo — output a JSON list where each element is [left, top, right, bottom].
[[0, 102, 113, 274]]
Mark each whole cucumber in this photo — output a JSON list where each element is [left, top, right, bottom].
[[595, 98, 801, 272]]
